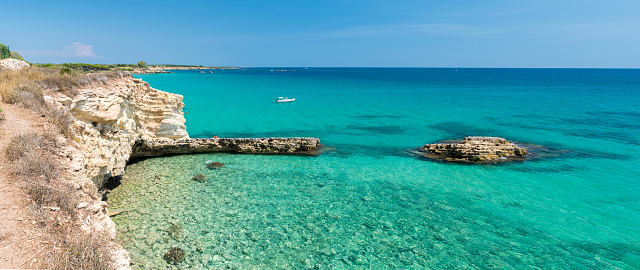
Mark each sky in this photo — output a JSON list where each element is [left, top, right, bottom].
[[2, 0, 640, 67]]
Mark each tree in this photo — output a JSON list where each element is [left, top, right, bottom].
[[0, 44, 10, 59], [137, 61, 147, 68]]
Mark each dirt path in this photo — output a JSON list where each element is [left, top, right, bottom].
[[0, 103, 51, 268]]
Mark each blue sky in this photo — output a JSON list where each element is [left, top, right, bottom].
[[3, 0, 640, 67]]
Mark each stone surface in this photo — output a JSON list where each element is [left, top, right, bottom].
[[164, 247, 186, 264], [132, 137, 321, 158], [206, 162, 225, 169], [193, 173, 207, 182], [0, 59, 30, 70], [48, 74, 189, 187], [420, 136, 527, 163]]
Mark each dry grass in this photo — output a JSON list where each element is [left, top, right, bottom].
[[5, 132, 56, 161], [2, 68, 120, 269], [0, 68, 127, 139], [5, 133, 75, 214], [1, 67, 127, 101], [5, 133, 114, 269], [48, 230, 115, 270]]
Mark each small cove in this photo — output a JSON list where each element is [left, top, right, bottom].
[[110, 68, 640, 269]]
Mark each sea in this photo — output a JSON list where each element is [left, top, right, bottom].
[[109, 68, 640, 269]]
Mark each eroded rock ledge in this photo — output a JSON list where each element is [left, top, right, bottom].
[[420, 136, 527, 163], [131, 137, 321, 158]]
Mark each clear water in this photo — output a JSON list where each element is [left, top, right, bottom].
[[110, 68, 640, 269]]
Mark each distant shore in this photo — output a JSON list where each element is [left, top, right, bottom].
[[130, 66, 239, 74]]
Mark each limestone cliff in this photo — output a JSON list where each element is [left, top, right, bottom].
[[49, 74, 189, 187]]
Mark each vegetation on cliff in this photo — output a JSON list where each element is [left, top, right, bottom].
[[1, 67, 121, 269], [0, 44, 25, 61]]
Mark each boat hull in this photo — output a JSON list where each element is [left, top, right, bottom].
[[276, 98, 295, 103]]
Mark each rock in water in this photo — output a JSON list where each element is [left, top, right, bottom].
[[164, 247, 186, 263], [420, 136, 527, 163], [168, 224, 183, 241], [192, 173, 207, 183], [207, 162, 225, 169]]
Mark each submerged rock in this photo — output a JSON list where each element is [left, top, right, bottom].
[[164, 247, 186, 263], [420, 136, 527, 163], [192, 173, 207, 183], [168, 224, 183, 241], [207, 162, 225, 169]]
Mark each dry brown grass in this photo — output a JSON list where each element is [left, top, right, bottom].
[[0, 69, 79, 138], [5, 133, 115, 269], [5, 133, 76, 214], [48, 230, 115, 270], [2, 68, 120, 270], [1, 67, 127, 102], [5, 132, 114, 269]]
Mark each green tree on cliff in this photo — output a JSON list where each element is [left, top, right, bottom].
[[0, 44, 10, 59], [137, 61, 147, 68]]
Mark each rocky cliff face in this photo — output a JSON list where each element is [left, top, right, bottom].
[[49, 75, 189, 187], [421, 136, 527, 163]]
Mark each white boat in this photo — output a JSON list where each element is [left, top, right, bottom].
[[276, 97, 295, 103]]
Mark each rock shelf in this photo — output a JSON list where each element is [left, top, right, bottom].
[[131, 137, 321, 158], [420, 136, 527, 163]]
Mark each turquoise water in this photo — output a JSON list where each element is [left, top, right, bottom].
[[111, 68, 640, 269]]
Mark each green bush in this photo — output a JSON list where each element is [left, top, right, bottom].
[[0, 44, 10, 59], [10, 51, 24, 61], [59, 67, 72, 76]]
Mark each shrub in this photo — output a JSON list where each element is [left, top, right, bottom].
[[45, 106, 75, 139], [5, 132, 53, 161], [59, 67, 72, 76], [12, 150, 60, 180], [10, 81, 45, 111], [48, 231, 115, 270]]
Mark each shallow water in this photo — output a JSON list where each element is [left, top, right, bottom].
[[110, 68, 640, 269]]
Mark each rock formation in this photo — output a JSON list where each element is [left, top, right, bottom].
[[206, 162, 225, 169], [420, 136, 527, 163], [132, 137, 321, 158], [0, 58, 30, 70], [48, 75, 189, 187]]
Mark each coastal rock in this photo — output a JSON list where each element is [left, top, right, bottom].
[[168, 224, 183, 241], [48, 74, 189, 187], [0, 58, 30, 70], [206, 162, 225, 169], [164, 247, 186, 264], [420, 136, 527, 163], [132, 137, 321, 158], [192, 173, 207, 182]]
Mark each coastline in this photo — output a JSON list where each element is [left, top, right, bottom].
[[130, 66, 240, 74], [42, 70, 320, 268]]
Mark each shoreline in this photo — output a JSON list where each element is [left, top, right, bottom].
[[40, 69, 320, 268], [129, 66, 239, 74]]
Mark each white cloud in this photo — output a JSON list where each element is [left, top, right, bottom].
[[20, 42, 100, 58], [64, 42, 97, 57]]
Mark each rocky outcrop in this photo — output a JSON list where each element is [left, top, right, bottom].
[[49, 75, 189, 187], [420, 136, 527, 163], [131, 137, 321, 158], [0, 58, 30, 70]]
